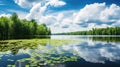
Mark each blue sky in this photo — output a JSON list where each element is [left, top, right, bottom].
[[50, 0, 120, 11], [0, 0, 120, 33], [1, 0, 120, 14], [0, 0, 28, 13]]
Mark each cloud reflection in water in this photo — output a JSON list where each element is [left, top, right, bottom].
[[70, 41, 120, 63]]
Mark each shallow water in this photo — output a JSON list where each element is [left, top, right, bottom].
[[0, 35, 120, 67]]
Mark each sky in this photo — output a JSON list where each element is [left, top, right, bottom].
[[0, 0, 120, 33]]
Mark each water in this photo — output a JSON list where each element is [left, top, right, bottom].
[[0, 35, 120, 67]]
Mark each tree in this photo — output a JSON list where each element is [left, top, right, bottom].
[[58, 27, 120, 35], [0, 13, 51, 40]]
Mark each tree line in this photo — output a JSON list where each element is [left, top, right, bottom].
[[0, 13, 51, 40], [57, 27, 120, 35]]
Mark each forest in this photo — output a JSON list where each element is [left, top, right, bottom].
[[0, 13, 51, 40], [57, 27, 120, 35]]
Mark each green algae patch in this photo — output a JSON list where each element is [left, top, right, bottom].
[[0, 39, 80, 46], [0, 38, 80, 67]]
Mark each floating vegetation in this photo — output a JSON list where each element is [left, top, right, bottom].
[[0, 39, 80, 67], [17, 49, 78, 67], [7, 65, 15, 67], [0, 39, 80, 53]]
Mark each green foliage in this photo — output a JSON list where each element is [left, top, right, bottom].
[[0, 13, 51, 39], [58, 27, 120, 35]]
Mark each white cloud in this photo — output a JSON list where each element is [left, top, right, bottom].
[[26, 3, 42, 20], [25, 0, 66, 21], [14, 0, 43, 8], [48, 0, 66, 7], [13, 0, 120, 33], [51, 3, 120, 33], [74, 3, 120, 26], [60, 18, 72, 28], [112, 20, 120, 26], [7, 9, 28, 19], [100, 4, 120, 22], [87, 23, 97, 29], [0, 14, 11, 17], [14, 0, 66, 8], [57, 13, 64, 22], [0, 9, 28, 19], [40, 15, 57, 26], [17, 12, 28, 19], [74, 3, 106, 24]]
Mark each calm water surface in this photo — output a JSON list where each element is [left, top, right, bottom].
[[0, 35, 120, 67]]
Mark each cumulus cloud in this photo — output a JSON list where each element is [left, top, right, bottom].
[[14, 0, 43, 8], [60, 18, 73, 28], [25, 3, 43, 20], [112, 20, 120, 26], [40, 15, 57, 26], [74, 3, 120, 26], [13, 0, 120, 33], [50, 2, 120, 33], [48, 0, 66, 7], [25, 0, 66, 22], [14, 0, 66, 8], [100, 4, 120, 23], [74, 3, 106, 25], [49, 3, 120, 33]]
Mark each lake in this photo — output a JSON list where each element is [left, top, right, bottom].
[[0, 35, 120, 67]]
